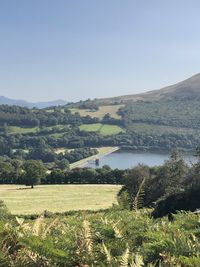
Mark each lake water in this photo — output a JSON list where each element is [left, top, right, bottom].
[[86, 150, 196, 169]]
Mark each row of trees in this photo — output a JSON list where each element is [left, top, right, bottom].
[[0, 158, 124, 187], [0, 105, 100, 127], [0, 104, 123, 129]]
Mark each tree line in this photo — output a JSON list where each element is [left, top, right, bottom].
[[0, 158, 124, 187]]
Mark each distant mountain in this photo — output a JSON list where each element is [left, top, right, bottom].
[[0, 96, 68, 108], [96, 73, 200, 104]]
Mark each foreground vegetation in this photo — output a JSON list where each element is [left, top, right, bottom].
[[0, 205, 200, 266]]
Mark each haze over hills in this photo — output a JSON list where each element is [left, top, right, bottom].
[[1, 73, 200, 108], [0, 96, 68, 108], [96, 73, 200, 104]]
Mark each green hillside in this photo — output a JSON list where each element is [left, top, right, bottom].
[[0, 74, 200, 166]]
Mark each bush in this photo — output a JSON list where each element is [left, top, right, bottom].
[[152, 187, 200, 218]]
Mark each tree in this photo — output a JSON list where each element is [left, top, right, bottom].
[[23, 160, 46, 188], [56, 159, 70, 171], [159, 149, 188, 194], [117, 164, 150, 210], [140, 150, 189, 206], [0, 161, 14, 184], [185, 146, 200, 189], [12, 159, 23, 181], [152, 186, 200, 218]]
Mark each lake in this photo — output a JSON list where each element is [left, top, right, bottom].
[[86, 150, 196, 169]]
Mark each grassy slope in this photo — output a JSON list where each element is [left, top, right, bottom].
[[79, 123, 125, 136], [70, 104, 124, 119], [8, 125, 68, 135], [0, 184, 120, 215], [91, 74, 200, 104]]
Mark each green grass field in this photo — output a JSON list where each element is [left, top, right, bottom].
[[79, 123, 125, 136], [70, 104, 124, 119], [8, 125, 68, 135], [50, 132, 65, 138], [8, 123, 124, 137], [8, 126, 39, 134], [0, 184, 120, 215]]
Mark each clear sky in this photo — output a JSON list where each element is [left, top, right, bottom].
[[0, 0, 200, 102]]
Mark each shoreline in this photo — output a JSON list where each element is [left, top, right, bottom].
[[70, 146, 119, 169]]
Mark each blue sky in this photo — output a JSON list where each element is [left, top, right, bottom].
[[0, 0, 200, 102]]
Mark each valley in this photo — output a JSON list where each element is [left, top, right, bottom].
[[1, 74, 200, 266], [2, 2, 200, 265]]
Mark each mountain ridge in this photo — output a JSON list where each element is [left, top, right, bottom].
[[0, 96, 68, 108], [96, 73, 200, 103]]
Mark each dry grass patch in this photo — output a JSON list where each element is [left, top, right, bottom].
[[70, 104, 124, 119]]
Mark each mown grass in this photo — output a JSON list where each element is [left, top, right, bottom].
[[79, 123, 125, 136], [0, 184, 120, 215], [70, 104, 124, 119]]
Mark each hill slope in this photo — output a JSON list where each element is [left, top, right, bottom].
[[97, 73, 200, 103]]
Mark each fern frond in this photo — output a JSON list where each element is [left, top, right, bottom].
[[112, 222, 123, 238], [43, 218, 60, 238], [120, 246, 129, 267], [16, 247, 51, 266], [82, 219, 93, 254], [102, 242, 112, 263], [102, 217, 123, 238], [32, 215, 44, 236], [16, 217, 24, 226], [130, 254, 144, 267], [132, 178, 146, 211]]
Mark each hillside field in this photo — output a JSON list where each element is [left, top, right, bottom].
[[79, 123, 125, 135], [0, 184, 120, 215], [70, 104, 124, 119], [8, 126, 39, 134], [8, 125, 68, 135]]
